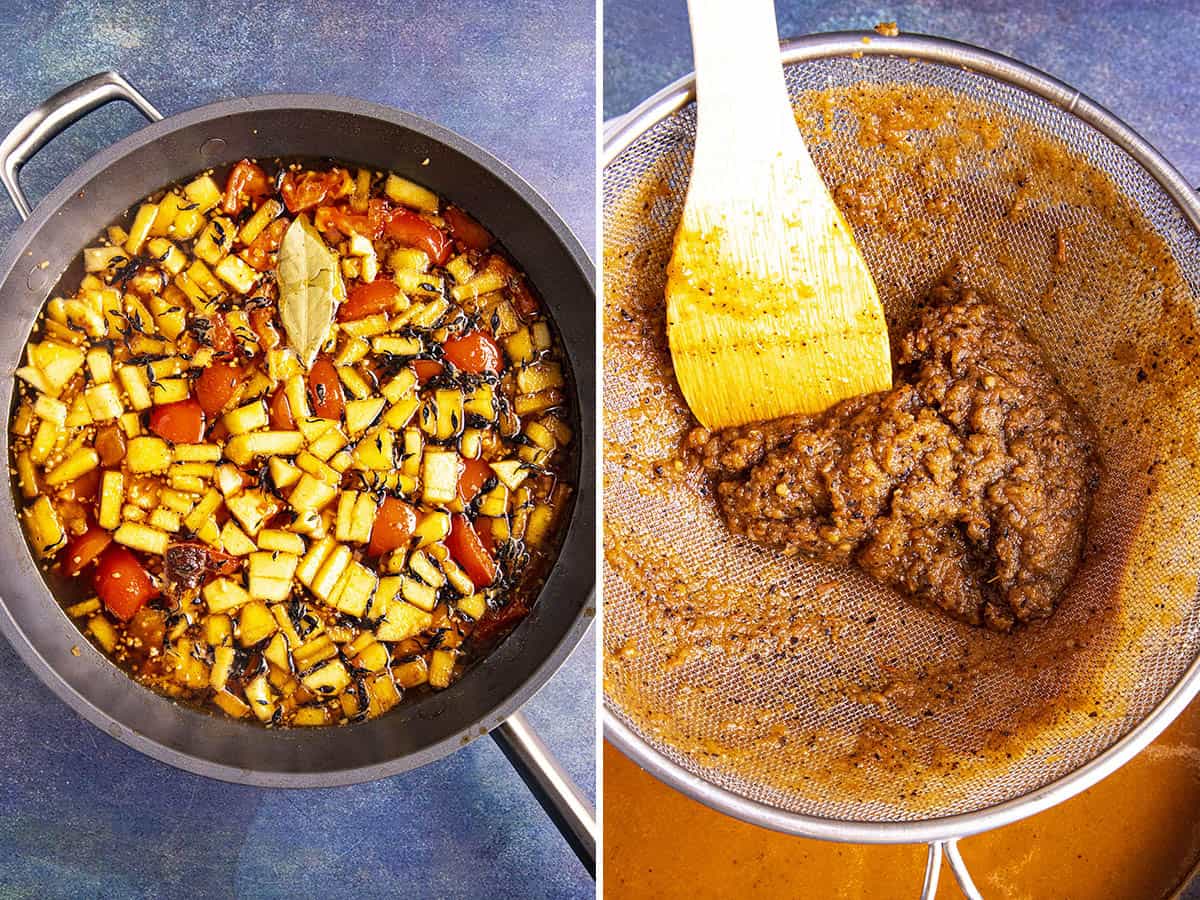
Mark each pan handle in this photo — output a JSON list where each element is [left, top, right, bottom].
[[492, 710, 597, 876], [0, 71, 162, 220], [920, 839, 983, 900]]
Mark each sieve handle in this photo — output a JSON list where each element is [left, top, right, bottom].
[[921, 840, 983, 900]]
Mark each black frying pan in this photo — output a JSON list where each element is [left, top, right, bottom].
[[0, 73, 595, 871]]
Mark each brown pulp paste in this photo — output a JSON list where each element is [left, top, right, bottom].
[[690, 268, 1100, 631]]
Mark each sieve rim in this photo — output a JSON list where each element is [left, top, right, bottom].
[[602, 29, 1200, 845]]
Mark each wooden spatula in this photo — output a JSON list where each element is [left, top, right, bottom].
[[666, 0, 892, 430]]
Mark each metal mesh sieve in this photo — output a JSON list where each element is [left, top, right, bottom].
[[603, 33, 1200, 841]]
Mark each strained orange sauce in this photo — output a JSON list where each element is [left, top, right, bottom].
[[604, 696, 1200, 899]]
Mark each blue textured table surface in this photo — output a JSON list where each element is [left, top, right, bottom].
[[0, 2, 594, 899], [604, 0, 1200, 186]]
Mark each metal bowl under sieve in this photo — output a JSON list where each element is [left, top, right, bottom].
[[603, 32, 1200, 898]]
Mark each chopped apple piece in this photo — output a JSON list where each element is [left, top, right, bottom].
[[268, 456, 302, 490], [224, 430, 303, 465], [422, 450, 461, 505], [489, 459, 530, 490], [375, 600, 432, 642], [344, 397, 386, 435], [127, 436, 173, 473], [23, 497, 65, 558], [204, 577, 252, 614], [226, 489, 279, 537], [220, 521, 258, 556], [302, 659, 351, 697]]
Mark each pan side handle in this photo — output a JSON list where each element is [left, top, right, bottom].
[[492, 710, 597, 877], [0, 71, 162, 220]]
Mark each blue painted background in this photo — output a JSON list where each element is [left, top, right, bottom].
[[0, 2, 595, 898], [604, 0, 1200, 187]]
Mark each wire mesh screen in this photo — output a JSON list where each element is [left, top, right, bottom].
[[603, 51, 1200, 824]]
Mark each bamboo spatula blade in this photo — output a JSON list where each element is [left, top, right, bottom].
[[667, 0, 892, 430]]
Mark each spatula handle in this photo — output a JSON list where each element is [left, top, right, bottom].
[[686, 0, 797, 153]]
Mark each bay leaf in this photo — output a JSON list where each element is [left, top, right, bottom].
[[276, 214, 344, 368]]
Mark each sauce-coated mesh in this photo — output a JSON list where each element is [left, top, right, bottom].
[[603, 52, 1200, 823]]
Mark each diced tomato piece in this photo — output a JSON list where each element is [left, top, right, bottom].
[[197, 313, 236, 356], [510, 279, 541, 318], [471, 597, 528, 645], [69, 467, 101, 503], [243, 217, 289, 271], [307, 355, 344, 421], [62, 526, 112, 577], [485, 254, 540, 317], [412, 359, 444, 383], [316, 198, 391, 241], [211, 315, 236, 356], [95, 425, 126, 467], [458, 458, 494, 504], [475, 516, 499, 555], [467, 518, 514, 642], [264, 510, 292, 531], [443, 205, 493, 251], [268, 386, 294, 430], [447, 514, 497, 588], [367, 198, 393, 237], [385, 208, 451, 265], [93, 546, 159, 622], [314, 205, 358, 238], [339, 279, 400, 321], [222, 159, 271, 215], [206, 547, 242, 576], [249, 307, 281, 350], [149, 398, 206, 443], [280, 169, 339, 213], [368, 496, 419, 557], [195, 361, 242, 416], [442, 331, 504, 374]]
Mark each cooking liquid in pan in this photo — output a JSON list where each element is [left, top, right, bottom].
[[604, 692, 1200, 899], [10, 157, 576, 726]]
